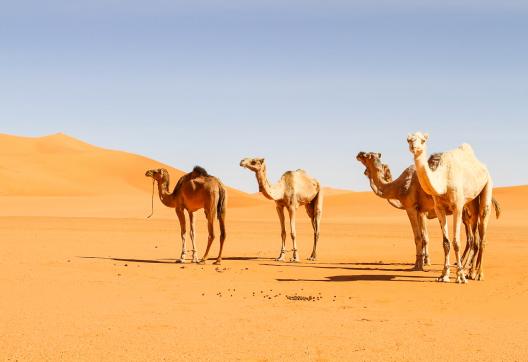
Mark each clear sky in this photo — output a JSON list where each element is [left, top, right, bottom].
[[1, 1, 527, 192]]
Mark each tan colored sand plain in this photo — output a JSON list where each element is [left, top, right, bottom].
[[1, 134, 527, 361]]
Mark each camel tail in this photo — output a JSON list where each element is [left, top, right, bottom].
[[492, 197, 501, 219]]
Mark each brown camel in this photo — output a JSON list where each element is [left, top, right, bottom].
[[408, 132, 494, 282], [356, 152, 499, 271], [145, 166, 227, 265], [240, 158, 323, 262]]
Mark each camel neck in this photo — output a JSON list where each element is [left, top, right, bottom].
[[414, 152, 446, 196], [367, 167, 400, 200], [156, 176, 176, 207], [255, 168, 283, 200]]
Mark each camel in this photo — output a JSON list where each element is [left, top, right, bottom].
[[356, 152, 499, 271], [240, 158, 323, 262], [407, 132, 494, 283], [145, 166, 227, 265]]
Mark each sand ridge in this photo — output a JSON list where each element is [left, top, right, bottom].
[[0, 133, 264, 209]]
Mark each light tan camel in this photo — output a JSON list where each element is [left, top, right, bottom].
[[407, 132, 494, 282], [240, 158, 323, 262], [145, 166, 227, 265], [356, 152, 499, 271]]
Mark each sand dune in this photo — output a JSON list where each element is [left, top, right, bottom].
[[0, 133, 264, 214], [1, 132, 527, 361]]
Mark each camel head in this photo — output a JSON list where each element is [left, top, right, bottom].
[[240, 157, 266, 172], [145, 168, 169, 182], [407, 132, 429, 157], [356, 152, 384, 177]]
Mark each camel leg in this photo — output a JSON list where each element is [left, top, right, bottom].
[[452, 205, 467, 284], [468, 226, 480, 278], [189, 211, 199, 263], [406, 208, 424, 271], [200, 208, 216, 264], [418, 212, 430, 266], [287, 207, 299, 262], [175, 209, 187, 263], [461, 200, 478, 268], [307, 193, 322, 261], [275, 205, 287, 261], [435, 203, 450, 282], [461, 217, 473, 268], [475, 182, 493, 281], [464, 218, 480, 275], [215, 210, 226, 265]]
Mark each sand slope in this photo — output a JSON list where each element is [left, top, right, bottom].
[[0, 133, 264, 216]]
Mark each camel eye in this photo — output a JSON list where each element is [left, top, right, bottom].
[[251, 160, 256, 165]]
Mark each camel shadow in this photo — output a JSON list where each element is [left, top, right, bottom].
[[222, 256, 274, 261], [79, 256, 177, 264], [277, 274, 434, 283], [78, 255, 273, 264], [318, 261, 443, 267], [259, 262, 434, 273]]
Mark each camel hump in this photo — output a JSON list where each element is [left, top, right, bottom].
[[192, 166, 209, 177], [427, 152, 444, 171], [459, 143, 474, 154]]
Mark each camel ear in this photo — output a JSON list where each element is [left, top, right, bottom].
[[407, 134, 413, 142], [423, 133, 429, 141], [258, 158, 265, 164], [377, 153, 382, 158]]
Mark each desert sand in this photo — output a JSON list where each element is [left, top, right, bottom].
[[1, 133, 527, 361]]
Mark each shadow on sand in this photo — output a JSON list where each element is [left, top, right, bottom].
[[222, 256, 274, 261], [277, 274, 434, 283], [78, 256, 177, 264], [78, 255, 273, 264], [259, 262, 437, 273], [262, 260, 439, 283]]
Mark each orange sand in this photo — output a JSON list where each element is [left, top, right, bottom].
[[1, 134, 527, 360]]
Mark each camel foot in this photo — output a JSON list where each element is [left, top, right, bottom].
[[213, 259, 221, 265], [467, 269, 477, 280], [412, 264, 424, 271], [291, 251, 300, 263], [198, 259, 206, 265], [275, 256, 286, 262], [437, 274, 450, 283], [456, 270, 467, 284], [307, 254, 316, 261], [192, 252, 199, 263], [424, 257, 431, 266], [475, 271, 484, 281], [176, 258, 186, 264]]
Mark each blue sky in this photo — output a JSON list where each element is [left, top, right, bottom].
[[1, 1, 527, 192]]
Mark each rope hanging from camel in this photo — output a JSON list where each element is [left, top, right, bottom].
[[146, 179, 155, 219]]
